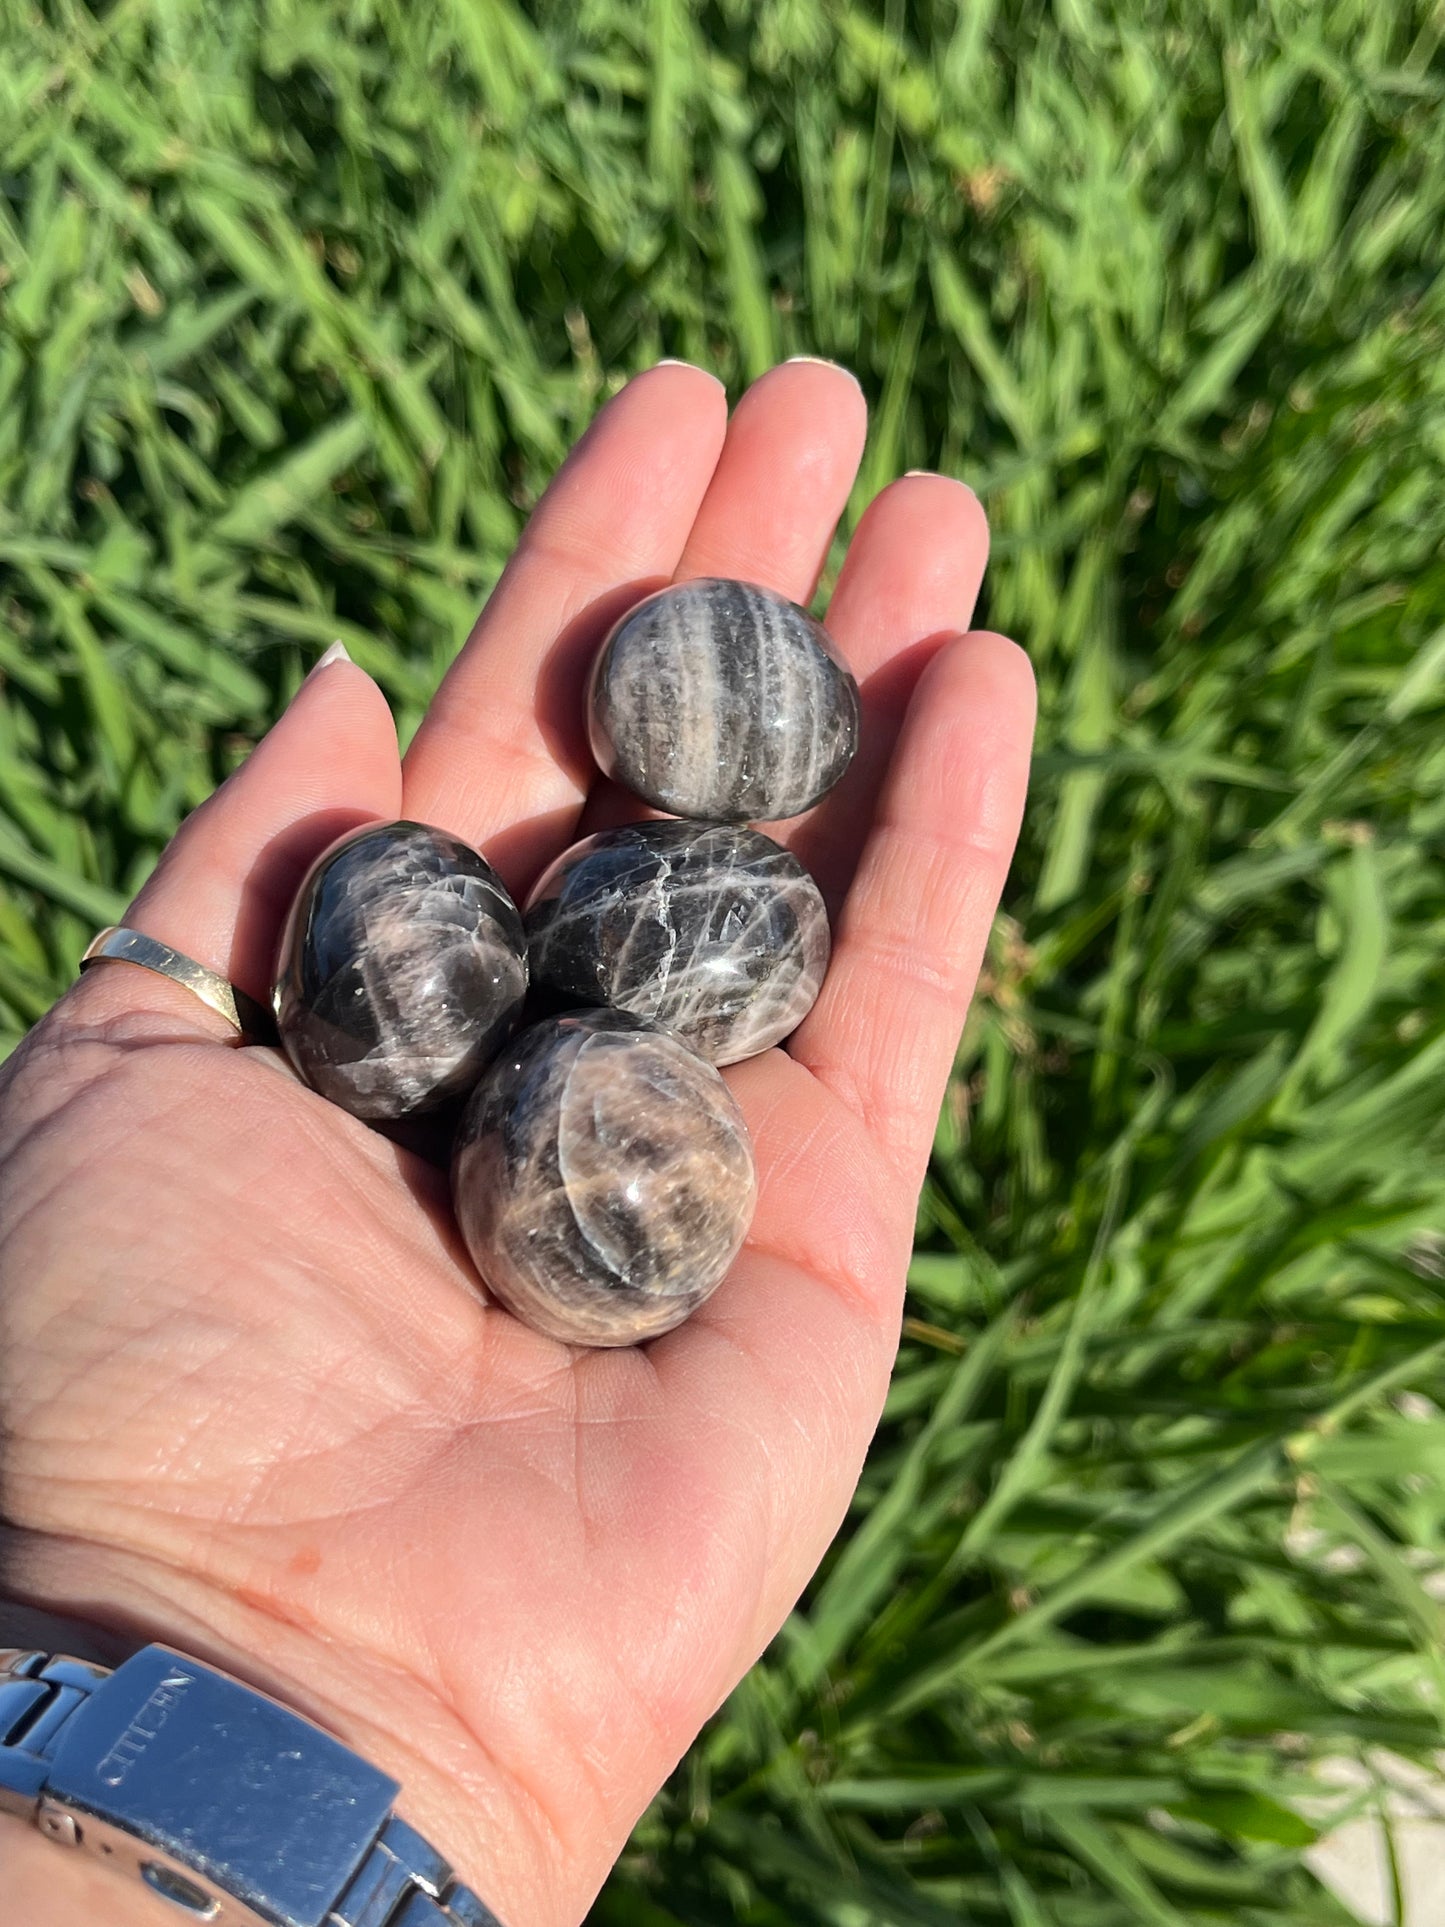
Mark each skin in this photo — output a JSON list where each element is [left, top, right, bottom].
[[0, 359, 1035, 1925]]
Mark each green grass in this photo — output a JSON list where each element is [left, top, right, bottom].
[[5, 1, 1445, 1920]]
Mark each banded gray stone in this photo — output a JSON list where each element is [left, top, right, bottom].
[[587, 577, 860, 822]]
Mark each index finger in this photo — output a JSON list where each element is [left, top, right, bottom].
[[401, 363, 729, 889]]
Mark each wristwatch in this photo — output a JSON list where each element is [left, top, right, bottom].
[[0, 1643, 505, 1926]]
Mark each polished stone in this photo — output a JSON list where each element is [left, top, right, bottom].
[[525, 820, 830, 1064], [452, 1009, 756, 1346], [273, 820, 528, 1120], [587, 577, 861, 821]]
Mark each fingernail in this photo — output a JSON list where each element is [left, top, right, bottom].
[[308, 639, 353, 677], [785, 355, 858, 380], [654, 358, 724, 387], [904, 469, 937, 479]]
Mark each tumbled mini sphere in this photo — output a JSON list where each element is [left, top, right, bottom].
[[525, 820, 830, 1065], [587, 577, 861, 821], [273, 820, 528, 1121], [452, 1009, 756, 1346]]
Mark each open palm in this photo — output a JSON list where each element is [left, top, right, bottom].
[[0, 361, 1034, 1926]]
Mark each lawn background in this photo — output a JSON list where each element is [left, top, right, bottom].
[[4, 2, 1445, 1921]]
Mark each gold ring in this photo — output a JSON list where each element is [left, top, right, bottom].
[[79, 926, 275, 1043]]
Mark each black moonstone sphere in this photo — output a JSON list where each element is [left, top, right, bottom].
[[452, 1009, 756, 1346], [273, 820, 528, 1121], [525, 820, 830, 1065], [587, 577, 861, 822]]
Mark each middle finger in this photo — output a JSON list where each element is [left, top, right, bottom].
[[671, 356, 867, 598], [573, 357, 869, 842]]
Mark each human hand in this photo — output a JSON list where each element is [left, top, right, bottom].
[[0, 360, 1035, 1925]]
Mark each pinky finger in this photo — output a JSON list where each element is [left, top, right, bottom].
[[787, 632, 1036, 1187]]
